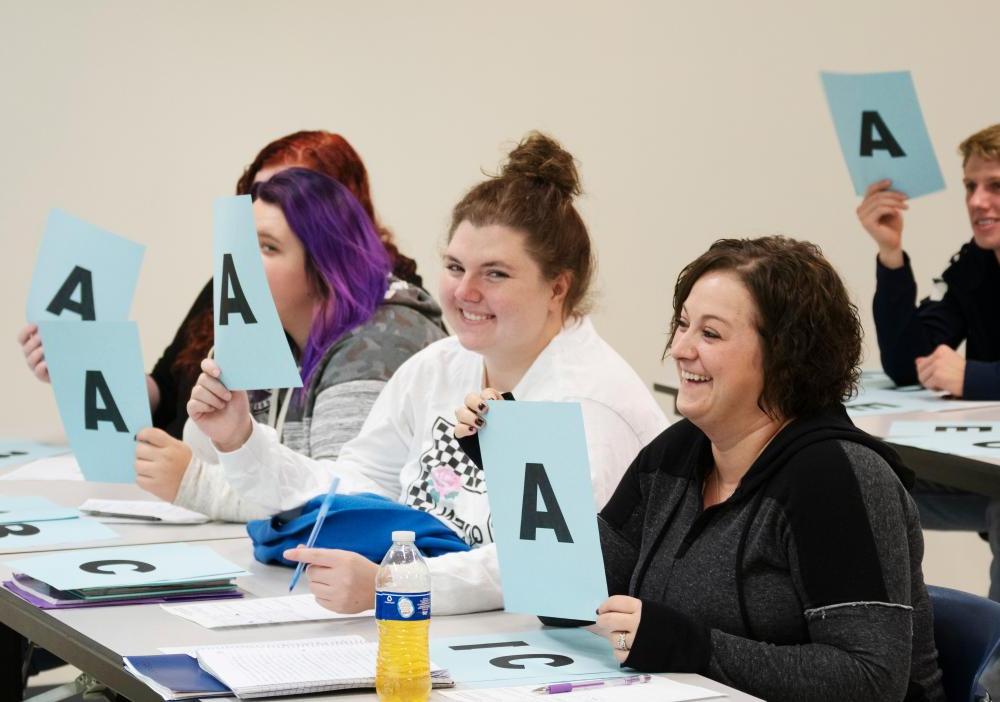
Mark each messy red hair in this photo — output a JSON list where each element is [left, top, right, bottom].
[[174, 131, 420, 380]]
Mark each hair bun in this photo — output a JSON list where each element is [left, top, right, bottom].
[[501, 131, 581, 198]]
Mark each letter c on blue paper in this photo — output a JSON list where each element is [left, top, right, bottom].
[[489, 654, 574, 669], [78, 559, 156, 574]]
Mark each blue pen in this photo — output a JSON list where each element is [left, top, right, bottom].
[[532, 674, 651, 694], [288, 476, 340, 591]]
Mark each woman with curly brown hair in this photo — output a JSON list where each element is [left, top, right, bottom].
[[591, 237, 944, 702]]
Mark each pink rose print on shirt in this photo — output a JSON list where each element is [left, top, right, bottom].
[[428, 465, 462, 506]]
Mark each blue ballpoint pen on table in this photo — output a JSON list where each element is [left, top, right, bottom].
[[288, 476, 340, 591], [532, 674, 652, 694]]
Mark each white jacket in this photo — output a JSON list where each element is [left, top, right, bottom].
[[193, 317, 668, 614]]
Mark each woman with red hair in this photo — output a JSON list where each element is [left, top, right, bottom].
[[19, 130, 427, 438]]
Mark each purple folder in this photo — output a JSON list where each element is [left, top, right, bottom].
[[3, 579, 243, 609]]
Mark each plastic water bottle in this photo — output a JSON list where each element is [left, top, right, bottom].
[[375, 530, 431, 702]]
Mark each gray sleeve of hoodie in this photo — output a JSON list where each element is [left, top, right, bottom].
[[308, 379, 387, 462], [700, 441, 942, 702]]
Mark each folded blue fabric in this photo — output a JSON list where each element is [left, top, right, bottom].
[[247, 492, 471, 567]]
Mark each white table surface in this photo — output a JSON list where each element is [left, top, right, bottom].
[[1, 534, 762, 701]]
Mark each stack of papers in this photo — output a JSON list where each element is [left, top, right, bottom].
[[3, 543, 248, 608], [79, 499, 210, 524], [0, 496, 117, 550], [162, 593, 373, 628], [147, 635, 451, 699]]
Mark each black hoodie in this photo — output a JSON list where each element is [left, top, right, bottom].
[[598, 406, 944, 702]]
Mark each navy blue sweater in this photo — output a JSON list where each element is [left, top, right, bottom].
[[873, 240, 1000, 399]]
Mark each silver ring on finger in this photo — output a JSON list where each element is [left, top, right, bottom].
[[615, 631, 629, 652]]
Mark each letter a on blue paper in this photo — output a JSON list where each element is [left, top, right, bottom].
[[26, 209, 145, 322], [37, 321, 152, 483], [820, 71, 944, 199], [478, 401, 608, 620], [212, 195, 302, 390]]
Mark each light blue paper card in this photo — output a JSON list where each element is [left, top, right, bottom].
[[821, 71, 945, 198], [213, 195, 302, 391], [26, 209, 145, 322], [0, 508, 79, 525], [0, 497, 59, 511], [889, 421, 1000, 437], [37, 321, 152, 483], [4, 543, 249, 591], [0, 440, 68, 470], [430, 629, 628, 687], [478, 401, 608, 620], [0, 517, 116, 551]]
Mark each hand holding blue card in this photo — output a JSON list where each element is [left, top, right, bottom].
[[289, 476, 341, 591], [26, 209, 145, 323], [38, 321, 152, 483], [213, 195, 302, 390], [478, 401, 607, 620], [821, 70, 945, 199]]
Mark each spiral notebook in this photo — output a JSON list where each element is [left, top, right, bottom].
[[189, 635, 452, 699]]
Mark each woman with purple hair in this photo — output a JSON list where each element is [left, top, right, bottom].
[[135, 168, 445, 519]]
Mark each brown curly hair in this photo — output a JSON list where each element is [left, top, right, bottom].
[[667, 236, 862, 420], [449, 131, 595, 318]]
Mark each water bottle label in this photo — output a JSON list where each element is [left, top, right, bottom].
[[375, 590, 431, 621]]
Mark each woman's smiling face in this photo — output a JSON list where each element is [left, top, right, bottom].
[[671, 270, 767, 434], [440, 221, 566, 363]]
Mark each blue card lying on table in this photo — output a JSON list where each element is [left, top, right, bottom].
[[0, 440, 68, 470], [4, 543, 248, 591], [431, 628, 628, 688], [0, 517, 116, 551]]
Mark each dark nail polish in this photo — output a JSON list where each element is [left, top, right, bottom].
[[477, 403, 486, 411], [475, 417, 484, 427]]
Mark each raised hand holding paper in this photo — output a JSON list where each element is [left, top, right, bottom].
[[477, 401, 607, 620], [821, 71, 944, 198], [37, 321, 152, 483], [26, 208, 145, 322], [213, 195, 301, 390]]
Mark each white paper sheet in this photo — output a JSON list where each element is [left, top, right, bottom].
[[162, 594, 373, 628], [79, 498, 210, 524]]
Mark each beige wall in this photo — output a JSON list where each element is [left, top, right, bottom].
[[2, 1, 996, 592]]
